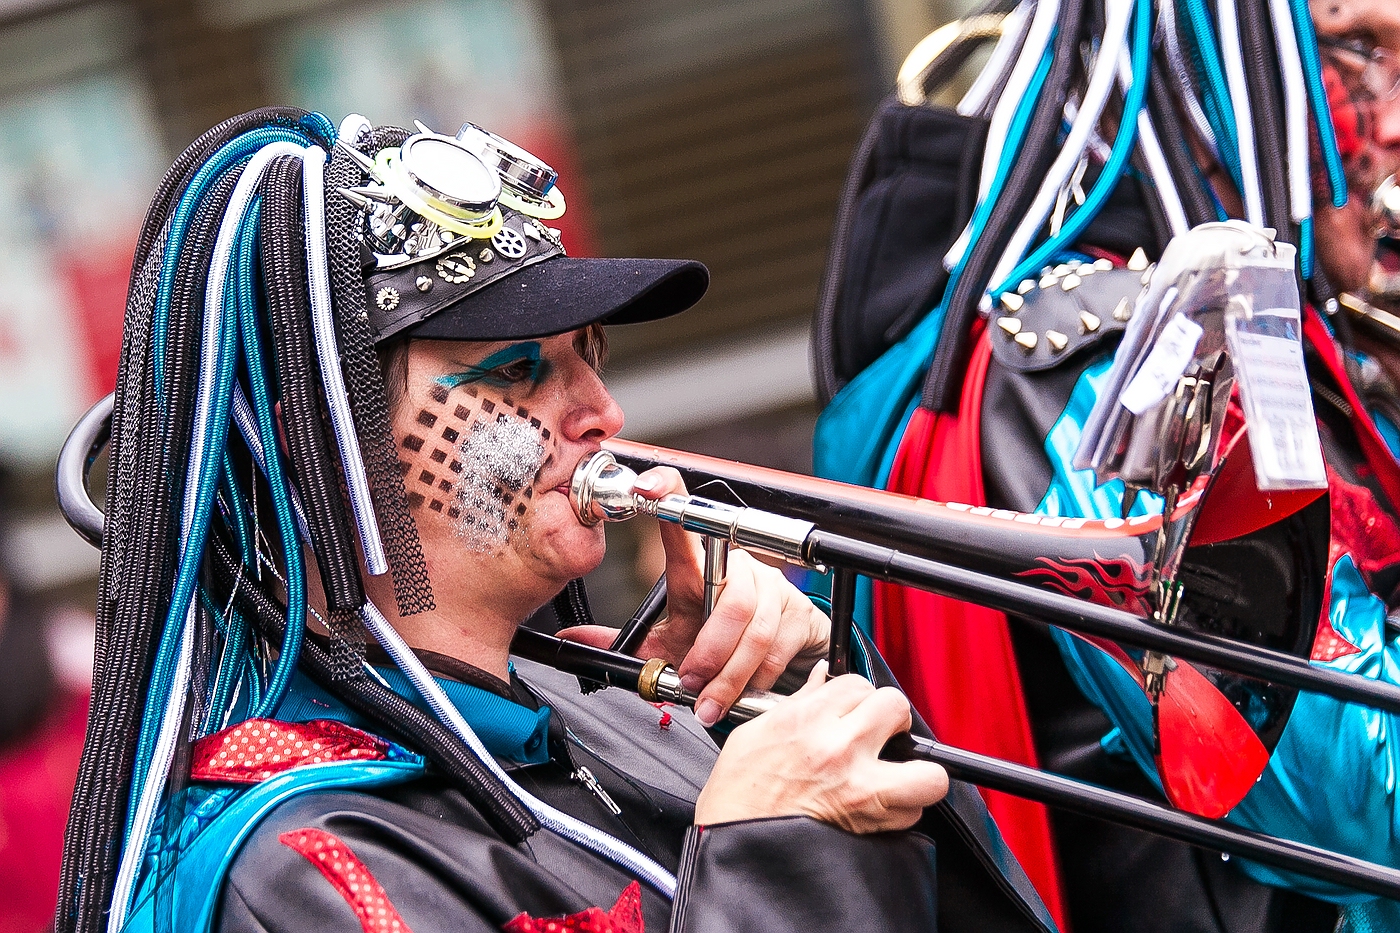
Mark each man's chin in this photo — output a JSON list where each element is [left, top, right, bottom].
[[533, 522, 607, 580]]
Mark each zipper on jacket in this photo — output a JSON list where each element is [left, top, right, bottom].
[[572, 765, 622, 816]]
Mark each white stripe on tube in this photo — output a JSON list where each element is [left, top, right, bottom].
[[301, 147, 390, 576], [1267, 0, 1313, 224], [987, 0, 1136, 290], [1160, 0, 1221, 161], [959, 2, 1035, 117], [1118, 47, 1190, 236], [945, 0, 1061, 270]]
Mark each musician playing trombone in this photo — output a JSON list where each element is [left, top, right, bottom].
[[814, 0, 1400, 930], [53, 112, 1067, 933]]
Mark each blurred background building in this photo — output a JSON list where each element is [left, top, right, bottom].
[[0, 0, 975, 922], [0, 0, 979, 616]]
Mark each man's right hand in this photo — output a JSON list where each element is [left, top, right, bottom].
[[693, 663, 950, 834]]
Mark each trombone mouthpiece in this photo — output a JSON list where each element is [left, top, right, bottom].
[[570, 451, 653, 525]]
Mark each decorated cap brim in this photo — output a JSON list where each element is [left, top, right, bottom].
[[379, 254, 709, 342]]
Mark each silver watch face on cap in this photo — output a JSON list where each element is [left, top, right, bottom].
[[401, 134, 501, 214]]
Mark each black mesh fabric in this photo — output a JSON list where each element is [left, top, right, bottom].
[[260, 153, 368, 681], [323, 129, 435, 617]]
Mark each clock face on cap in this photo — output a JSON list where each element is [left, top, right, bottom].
[[401, 135, 501, 213]]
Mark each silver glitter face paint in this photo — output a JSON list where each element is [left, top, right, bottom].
[[451, 414, 547, 551]]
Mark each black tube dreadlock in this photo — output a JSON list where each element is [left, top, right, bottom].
[[920, 0, 1090, 410], [260, 152, 368, 678], [324, 127, 436, 619]]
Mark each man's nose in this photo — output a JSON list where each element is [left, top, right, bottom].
[[562, 368, 625, 443]]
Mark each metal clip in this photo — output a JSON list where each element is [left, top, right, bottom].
[[572, 765, 621, 815]]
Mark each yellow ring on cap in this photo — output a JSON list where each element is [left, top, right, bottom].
[[499, 185, 566, 220]]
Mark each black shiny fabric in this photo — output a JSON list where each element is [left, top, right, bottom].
[[217, 655, 1054, 932]]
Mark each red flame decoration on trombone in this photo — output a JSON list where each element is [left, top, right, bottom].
[[1016, 554, 1153, 616]]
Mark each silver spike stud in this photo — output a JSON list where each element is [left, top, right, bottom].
[[997, 316, 1023, 336], [1053, 263, 1073, 276], [1061, 273, 1082, 291], [335, 187, 374, 211], [1141, 263, 1155, 286], [1014, 331, 1039, 351], [1001, 292, 1025, 312], [1094, 257, 1114, 271], [1018, 279, 1037, 295], [1127, 247, 1150, 272], [342, 185, 398, 204], [1079, 310, 1101, 333], [1039, 272, 1060, 289], [1046, 330, 1069, 352], [416, 275, 433, 293], [335, 139, 378, 175], [1113, 297, 1133, 322]]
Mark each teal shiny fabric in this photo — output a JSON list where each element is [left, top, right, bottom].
[[813, 306, 945, 490], [1034, 358, 1165, 790], [813, 305, 945, 636], [1229, 555, 1400, 902], [1037, 356, 1400, 910], [275, 665, 552, 765], [121, 760, 425, 933]]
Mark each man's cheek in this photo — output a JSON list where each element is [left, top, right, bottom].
[[397, 383, 557, 547]]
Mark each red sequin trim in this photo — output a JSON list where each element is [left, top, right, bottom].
[[1312, 621, 1362, 662], [502, 881, 644, 933], [279, 828, 413, 933], [190, 719, 390, 784]]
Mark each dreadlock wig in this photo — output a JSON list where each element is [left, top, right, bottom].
[[55, 107, 706, 933]]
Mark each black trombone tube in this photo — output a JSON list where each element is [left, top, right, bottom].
[[510, 628, 1400, 899], [827, 568, 856, 676], [806, 530, 1400, 717], [611, 574, 667, 656], [883, 733, 1400, 901], [514, 627, 648, 691]]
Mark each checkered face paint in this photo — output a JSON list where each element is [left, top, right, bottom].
[[399, 380, 558, 552]]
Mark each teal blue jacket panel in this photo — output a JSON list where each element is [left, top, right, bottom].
[[120, 759, 425, 933]]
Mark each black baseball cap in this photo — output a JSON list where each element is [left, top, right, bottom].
[[364, 208, 708, 343]]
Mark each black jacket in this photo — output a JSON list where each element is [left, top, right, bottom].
[[215, 653, 1057, 933]]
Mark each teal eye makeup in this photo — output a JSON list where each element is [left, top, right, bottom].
[[437, 342, 551, 391]]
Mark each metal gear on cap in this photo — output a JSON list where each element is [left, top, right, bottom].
[[376, 287, 400, 311], [491, 227, 528, 260], [436, 252, 476, 284]]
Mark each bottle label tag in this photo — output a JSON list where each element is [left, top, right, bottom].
[[1225, 308, 1326, 490]]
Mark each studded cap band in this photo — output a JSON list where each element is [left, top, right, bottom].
[[364, 210, 564, 342]]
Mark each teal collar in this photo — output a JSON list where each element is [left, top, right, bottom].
[[275, 665, 551, 765]]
